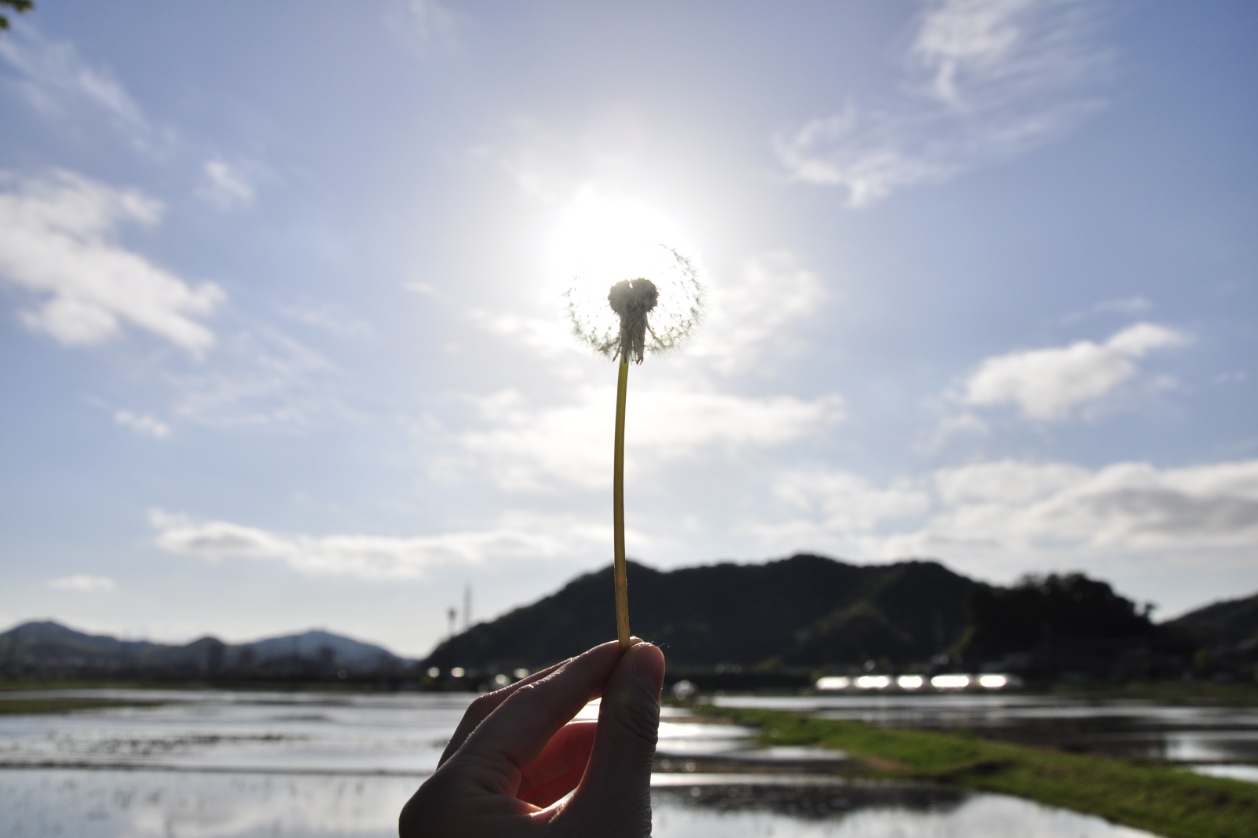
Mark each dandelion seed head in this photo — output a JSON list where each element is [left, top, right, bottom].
[[608, 278, 658, 364], [564, 241, 704, 362]]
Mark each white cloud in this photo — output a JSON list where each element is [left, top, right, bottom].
[[454, 386, 846, 491], [915, 411, 990, 454], [963, 322, 1190, 419], [197, 159, 256, 211], [114, 409, 170, 438], [0, 24, 168, 154], [773, 469, 933, 533], [0, 170, 224, 354], [150, 510, 600, 580], [49, 575, 115, 592], [688, 252, 828, 374], [920, 459, 1258, 552], [774, 0, 1109, 206], [750, 458, 1258, 562]]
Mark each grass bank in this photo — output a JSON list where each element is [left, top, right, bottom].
[[1049, 680, 1258, 707], [706, 706, 1257, 838]]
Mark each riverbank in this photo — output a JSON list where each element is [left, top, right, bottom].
[[705, 705, 1257, 838]]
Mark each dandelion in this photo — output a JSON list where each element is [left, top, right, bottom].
[[566, 243, 704, 362], [565, 239, 704, 650]]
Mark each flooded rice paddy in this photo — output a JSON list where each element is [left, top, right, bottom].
[[1, 688, 1236, 837], [714, 692, 1258, 778]]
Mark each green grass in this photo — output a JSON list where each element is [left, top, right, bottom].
[[1048, 680, 1258, 707], [706, 706, 1258, 838], [0, 696, 164, 715]]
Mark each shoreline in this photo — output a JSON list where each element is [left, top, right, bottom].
[[702, 704, 1257, 838]]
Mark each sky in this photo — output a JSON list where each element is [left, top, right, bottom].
[[0, 1, 1255, 657]]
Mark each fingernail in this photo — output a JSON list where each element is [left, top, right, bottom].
[[632, 642, 665, 696]]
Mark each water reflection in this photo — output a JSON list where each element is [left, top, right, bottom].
[[653, 784, 1156, 838], [2, 769, 413, 838], [0, 689, 473, 774], [0, 770, 1156, 838], [0, 690, 1203, 837]]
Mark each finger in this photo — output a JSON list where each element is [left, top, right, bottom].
[[453, 640, 625, 789], [438, 657, 570, 766], [561, 642, 664, 836], [518, 720, 597, 807], [518, 721, 596, 797]]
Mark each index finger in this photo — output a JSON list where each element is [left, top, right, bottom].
[[452, 640, 631, 784], [438, 657, 570, 766]]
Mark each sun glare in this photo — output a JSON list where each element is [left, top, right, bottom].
[[549, 190, 690, 283], [552, 189, 704, 360]]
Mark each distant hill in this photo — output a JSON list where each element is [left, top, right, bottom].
[[0, 621, 407, 679], [424, 555, 979, 673], [236, 629, 403, 669], [424, 555, 1255, 684], [1164, 592, 1258, 649], [7, 556, 1255, 686]]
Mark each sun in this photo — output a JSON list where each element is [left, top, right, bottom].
[[549, 189, 689, 285], [551, 188, 704, 361]]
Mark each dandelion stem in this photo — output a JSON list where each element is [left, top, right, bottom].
[[613, 357, 631, 652]]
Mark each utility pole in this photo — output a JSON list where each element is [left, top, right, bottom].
[[447, 608, 457, 639], [463, 584, 472, 631]]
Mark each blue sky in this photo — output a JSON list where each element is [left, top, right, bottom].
[[1, 1, 1255, 656]]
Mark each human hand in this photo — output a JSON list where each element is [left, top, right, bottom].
[[399, 639, 666, 838]]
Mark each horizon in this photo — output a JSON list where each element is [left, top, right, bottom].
[[1, 2, 1255, 657], [6, 551, 1251, 657]]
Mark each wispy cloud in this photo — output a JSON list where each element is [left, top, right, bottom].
[[452, 386, 845, 491], [151, 510, 600, 580], [774, 0, 1110, 206], [687, 252, 828, 375], [772, 469, 933, 533], [114, 409, 170, 439], [464, 241, 839, 492], [384, 0, 457, 47], [751, 457, 1258, 560], [0, 170, 224, 354], [49, 574, 116, 592], [915, 411, 990, 455], [466, 122, 571, 204], [471, 310, 574, 359], [196, 159, 256, 212], [0, 24, 170, 154], [476, 249, 829, 377], [963, 322, 1190, 420], [167, 326, 352, 430], [277, 301, 372, 339], [1058, 295, 1152, 325]]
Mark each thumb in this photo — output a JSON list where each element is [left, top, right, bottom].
[[561, 642, 665, 837]]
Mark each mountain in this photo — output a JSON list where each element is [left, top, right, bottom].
[[7, 557, 1255, 686], [1160, 592, 1258, 680], [1164, 592, 1258, 648], [424, 555, 980, 673], [235, 629, 402, 669], [0, 621, 407, 679], [423, 555, 1254, 684]]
